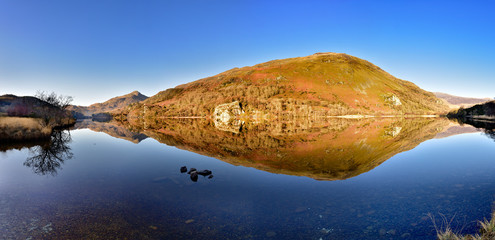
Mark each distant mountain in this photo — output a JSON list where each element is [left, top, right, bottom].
[[434, 92, 491, 108], [121, 53, 448, 121], [69, 91, 148, 117]]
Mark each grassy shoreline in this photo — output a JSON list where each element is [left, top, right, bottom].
[[0, 116, 74, 141], [436, 212, 495, 240]]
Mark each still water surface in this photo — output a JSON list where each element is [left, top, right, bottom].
[[0, 118, 494, 239]]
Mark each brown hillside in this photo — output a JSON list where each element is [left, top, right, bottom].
[[124, 53, 448, 119]]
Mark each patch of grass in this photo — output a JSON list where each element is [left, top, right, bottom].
[[0, 117, 52, 141], [435, 212, 495, 240]]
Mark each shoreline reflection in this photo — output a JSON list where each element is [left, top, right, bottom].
[[119, 117, 454, 180], [1, 130, 73, 176]]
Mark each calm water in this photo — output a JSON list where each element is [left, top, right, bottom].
[[1, 118, 494, 239]]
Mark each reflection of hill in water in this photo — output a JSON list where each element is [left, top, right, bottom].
[[73, 120, 148, 143], [434, 123, 480, 139], [131, 117, 451, 180]]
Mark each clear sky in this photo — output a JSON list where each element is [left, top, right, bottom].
[[1, 0, 494, 105]]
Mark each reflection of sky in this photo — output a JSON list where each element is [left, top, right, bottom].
[[361, 132, 494, 183], [1, 130, 495, 238], [1, 1, 495, 105]]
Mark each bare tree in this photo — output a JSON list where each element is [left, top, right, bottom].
[[35, 91, 73, 110], [35, 91, 74, 127]]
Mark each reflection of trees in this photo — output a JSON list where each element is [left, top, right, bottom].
[[23, 130, 73, 176], [480, 122, 495, 141], [139, 118, 450, 180], [461, 119, 495, 141], [484, 129, 495, 141]]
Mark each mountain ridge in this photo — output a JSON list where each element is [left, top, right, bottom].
[[69, 91, 148, 117], [120, 53, 449, 120], [434, 92, 491, 109]]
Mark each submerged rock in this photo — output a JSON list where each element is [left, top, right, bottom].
[[185, 219, 195, 224], [153, 176, 168, 183], [149, 225, 158, 230], [266, 231, 276, 237], [401, 233, 411, 238], [294, 207, 307, 213], [320, 228, 333, 234]]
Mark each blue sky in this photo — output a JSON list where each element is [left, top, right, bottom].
[[1, 0, 494, 105]]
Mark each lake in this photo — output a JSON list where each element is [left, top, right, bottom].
[[1, 117, 494, 239]]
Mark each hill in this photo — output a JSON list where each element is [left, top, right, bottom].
[[122, 53, 449, 120], [448, 100, 495, 121], [0, 94, 73, 123], [0, 94, 75, 141], [434, 92, 491, 109], [69, 91, 148, 117]]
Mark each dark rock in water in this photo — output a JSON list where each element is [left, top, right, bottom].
[[190, 172, 198, 182], [197, 170, 212, 176], [182, 167, 212, 181]]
